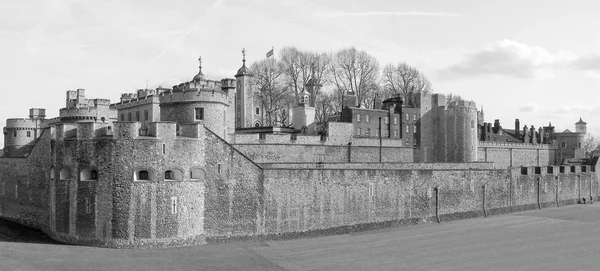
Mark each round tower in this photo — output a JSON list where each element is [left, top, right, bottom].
[[436, 100, 478, 162], [160, 57, 235, 139], [3, 108, 48, 157]]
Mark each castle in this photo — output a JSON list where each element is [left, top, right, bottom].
[[0, 55, 597, 248]]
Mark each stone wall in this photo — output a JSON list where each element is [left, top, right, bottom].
[[260, 165, 598, 237], [202, 128, 263, 241], [232, 144, 414, 163], [0, 129, 51, 229], [478, 142, 557, 168]]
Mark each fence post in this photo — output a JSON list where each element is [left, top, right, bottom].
[[435, 186, 440, 223], [556, 176, 560, 207], [482, 184, 487, 218], [537, 177, 541, 210]]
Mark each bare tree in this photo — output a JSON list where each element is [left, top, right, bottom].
[[329, 47, 380, 108], [382, 62, 432, 94], [249, 59, 292, 126], [582, 134, 600, 158], [445, 93, 464, 104], [315, 92, 338, 123], [279, 47, 331, 107]]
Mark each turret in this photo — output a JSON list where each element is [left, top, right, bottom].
[[575, 117, 587, 133], [235, 48, 256, 128]]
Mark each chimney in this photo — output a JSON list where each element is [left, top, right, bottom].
[[530, 125, 536, 144], [493, 119, 500, 133], [514, 119, 520, 139]]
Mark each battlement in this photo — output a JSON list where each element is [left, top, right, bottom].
[[446, 99, 477, 109], [55, 121, 206, 141], [110, 95, 160, 109], [159, 87, 231, 105], [5, 118, 48, 129], [478, 141, 551, 149]]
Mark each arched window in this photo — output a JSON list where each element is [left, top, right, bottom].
[[134, 170, 153, 181], [254, 122, 260, 128], [190, 168, 205, 181], [50, 167, 55, 180], [80, 168, 98, 181], [255, 107, 260, 115], [164, 169, 183, 181], [60, 168, 71, 181]]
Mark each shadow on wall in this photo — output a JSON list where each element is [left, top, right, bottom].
[[0, 218, 63, 245]]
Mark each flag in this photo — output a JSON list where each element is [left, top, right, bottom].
[[266, 48, 274, 58]]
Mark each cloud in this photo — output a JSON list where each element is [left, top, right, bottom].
[[571, 54, 600, 70], [440, 39, 574, 79], [519, 104, 538, 113], [315, 11, 460, 18]]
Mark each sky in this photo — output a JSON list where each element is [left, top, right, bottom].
[[1, 0, 599, 148]]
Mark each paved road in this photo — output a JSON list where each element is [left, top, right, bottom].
[[2, 205, 600, 270]]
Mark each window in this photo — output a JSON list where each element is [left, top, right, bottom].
[[385, 117, 389, 124], [190, 168, 205, 180], [255, 123, 260, 128], [165, 170, 174, 180], [80, 169, 98, 181], [136, 111, 140, 121], [195, 107, 204, 120], [356, 128, 361, 136], [394, 117, 398, 125], [375, 129, 379, 137], [406, 114, 409, 121], [356, 114, 361, 122], [384, 131, 388, 137], [128, 112, 132, 121], [217, 164, 221, 174], [471, 120, 475, 128], [406, 125, 409, 133], [577, 142, 582, 148], [170, 197, 178, 214], [547, 166, 553, 174], [13, 131, 16, 137], [413, 125, 417, 133], [85, 197, 92, 214], [405, 140, 409, 146], [366, 128, 370, 136], [560, 141, 566, 148], [394, 129, 398, 138], [138, 170, 149, 180], [521, 167, 528, 175], [365, 115, 370, 123], [26, 131, 31, 137], [60, 168, 71, 181], [255, 107, 260, 115], [144, 110, 149, 121], [120, 114, 124, 121], [413, 114, 416, 121]]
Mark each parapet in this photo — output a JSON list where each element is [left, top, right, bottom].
[[111, 95, 160, 109], [5, 118, 47, 129], [113, 122, 141, 139], [478, 141, 551, 149], [220, 78, 236, 89], [148, 122, 176, 139]]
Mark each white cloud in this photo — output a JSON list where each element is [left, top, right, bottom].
[[315, 11, 460, 18], [440, 39, 575, 79]]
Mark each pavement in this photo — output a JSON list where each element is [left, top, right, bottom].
[[1, 204, 600, 271]]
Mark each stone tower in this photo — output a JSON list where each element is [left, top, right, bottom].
[[575, 117, 587, 134], [235, 48, 256, 128]]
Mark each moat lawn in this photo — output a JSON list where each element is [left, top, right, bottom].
[[2, 204, 600, 270]]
